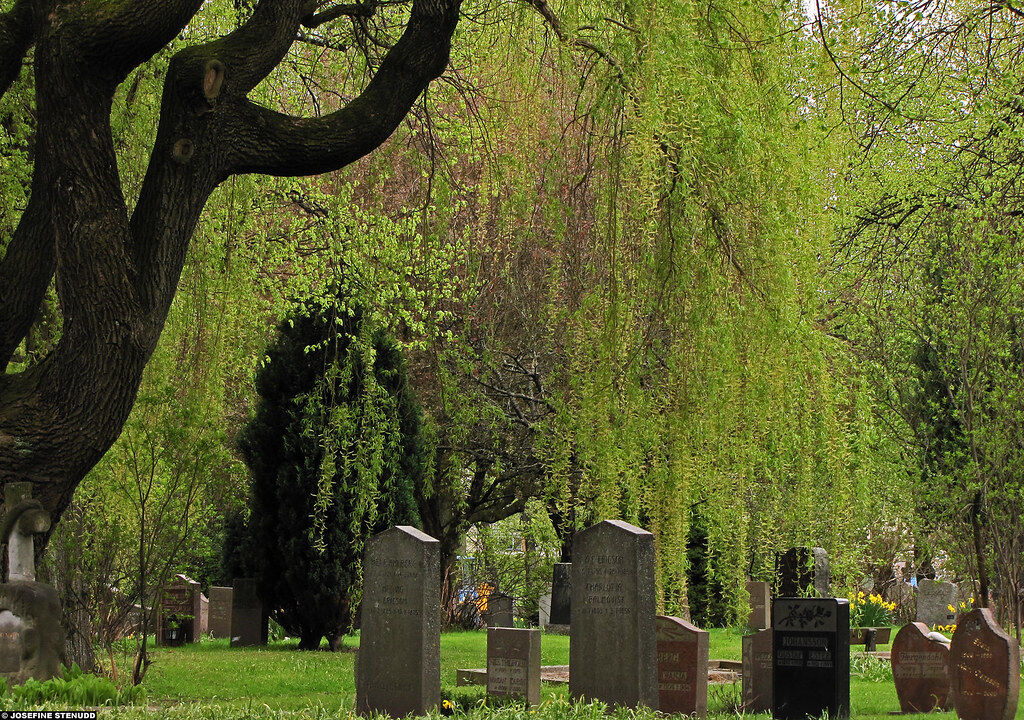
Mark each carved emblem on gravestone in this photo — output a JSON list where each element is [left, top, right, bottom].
[[890, 622, 953, 713], [949, 608, 1020, 720], [0, 482, 63, 685], [772, 597, 850, 720]]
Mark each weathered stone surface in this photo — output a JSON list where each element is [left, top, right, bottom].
[[538, 592, 551, 629], [746, 581, 771, 629], [656, 615, 708, 717], [487, 627, 541, 704], [208, 587, 233, 639], [772, 597, 850, 719], [483, 593, 514, 628], [776, 547, 830, 598], [742, 628, 773, 714], [357, 526, 440, 717], [570, 520, 658, 709], [949, 608, 1020, 720], [0, 582, 61, 686], [230, 577, 267, 647], [890, 622, 952, 713], [915, 579, 957, 627], [550, 563, 571, 626]]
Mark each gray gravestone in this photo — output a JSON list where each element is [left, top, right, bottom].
[[570, 520, 658, 709], [208, 586, 233, 639], [776, 547, 830, 597], [549, 563, 571, 630], [487, 627, 541, 704], [915, 579, 957, 627], [742, 628, 773, 713], [230, 577, 267, 647], [656, 615, 708, 717], [772, 597, 850, 719], [746, 580, 771, 629], [357, 526, 440, 717], [538, 592, 551, 628], [0, 483, 62, 685], [483, 593, 514, 628]]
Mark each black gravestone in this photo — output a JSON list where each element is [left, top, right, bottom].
[[569, 520, 658, 709], [549, 563, 571, 626], [776, 547, 830, 597], [357, 526, 440, 717], [230, 578, 267, 647], [772, 597, 850, 719]]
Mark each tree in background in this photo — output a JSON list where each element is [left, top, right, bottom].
[[232, 291, 424, 650]]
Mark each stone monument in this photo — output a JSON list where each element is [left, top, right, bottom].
[[230, 577, 267, 646], [746, 580, 770, 629], [156, 574, 207, 645], [772, 597, 850, 719], [949, 608, 1020, 720], [0, 482, 63, 685], [483, 592, 514, 628], [569, 519, 658, 709], [776, 547, 830, 597], [208, 586, 233, 639], [487, 627, 541, 704], [548, 563, 571, 632], [742, 628, 773, 713], [890, 622, 953, 713], [356, 526, 440, 717], [915, 579, 957, 627], [655, 615, 708, 717]]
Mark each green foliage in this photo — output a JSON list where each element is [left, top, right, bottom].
[[0, 664, 145, 707], [232, 291, 427, 649]]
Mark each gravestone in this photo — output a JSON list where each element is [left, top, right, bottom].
[[915, 579, 957, 627], [742, 628, 773, 713], [549, 563, 571, 629], [890, 622, 953, 713], [487, 627, 541, 704], [776, 547, 830, 597], [208, 586, 233, 639], [746, 580, 771, 629], [483, 592, 514, 628], [569, 520, 658, 709], [655, 615, 708, 717], [538, 592, 551, 628], [949, 608, 1020, 720], [357, 526, 440, 717], [230, 577, 267, 647], [156, 574, 207, 645], [0, 482, 62, 686], [772, 597, 850, 719]]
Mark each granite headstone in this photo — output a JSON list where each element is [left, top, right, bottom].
[[890, 622, 953, 713], [772, 597, 850, 719], [570, 520, 658, 709], [230, 577, 267, 647], [949, 608, 1020, 720], [742, 628, 773, 713], [549, 563, 571, 627], [487, 627, 541, 704], [776, 547, 830, 598], [655, 615, 708, 717], [483, 593, 514, 628], [356, 526, 440, 717], [746, 580, 771, 629], [915, 579, 957, 627], [208, 586, 233, 639]]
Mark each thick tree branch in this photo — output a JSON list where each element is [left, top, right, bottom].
[[303, 2, 377, 27], [0, 0, 33, 99]]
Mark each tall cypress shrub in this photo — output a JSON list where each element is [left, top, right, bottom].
[[235, 297, 425, 649]]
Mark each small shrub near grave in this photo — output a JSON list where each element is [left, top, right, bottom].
[[849, 591, 895, 627], [0, 664, 145, 707]]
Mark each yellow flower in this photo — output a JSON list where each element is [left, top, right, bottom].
[[442, 700, 453, 710], [948, 604, 956, 613]]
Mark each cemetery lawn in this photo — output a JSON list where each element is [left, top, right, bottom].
[[126, 629, 1024, 719]]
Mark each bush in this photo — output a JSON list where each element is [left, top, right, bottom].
[[0, 664, 145, 707], [849, 591, 895, 627]]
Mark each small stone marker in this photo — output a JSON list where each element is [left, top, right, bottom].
[[655, 615, 708, 717], [915, 579, 957, 627], [230, 577, 267, 646], [742, 628, 773, 713], [483, 592, 514, 627], [549, 563, 571, 627], [487, 627, 541, 704], [776, 547, 830, 597], [208, 586, 233, 639], [772, 597, 850, 719], [357, 526, 440, 717], [746, 580, 771, 629], [890, 622, 952, 713], [538, 592, 551, 628], [949, 608, 1020, 720], [570, 519, 658, 709]]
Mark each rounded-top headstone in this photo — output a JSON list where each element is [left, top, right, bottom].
[[890, 622, 952, 713], [949, 608, 1020, 720], [570, 519, 658, 709], [655, 615, 709, 717]]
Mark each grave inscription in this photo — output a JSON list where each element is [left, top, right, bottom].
[[772, 597, 850, 719], [949, 608, 1019, 720]]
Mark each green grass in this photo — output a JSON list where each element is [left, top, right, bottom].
[[98, 628, 1023, 719]]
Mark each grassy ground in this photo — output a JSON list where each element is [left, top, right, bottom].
[[112, 628, 1024, 719]]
